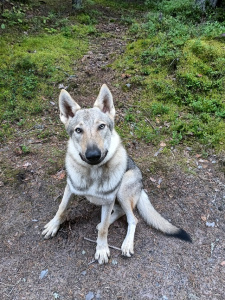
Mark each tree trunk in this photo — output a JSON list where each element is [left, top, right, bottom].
[[195, 0, 220, 10], [72, 0, 82, 10]]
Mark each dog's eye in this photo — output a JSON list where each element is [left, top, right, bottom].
[[98, 124, 105, 130], [75, 128, 83, 134]]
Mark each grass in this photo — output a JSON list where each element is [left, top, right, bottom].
[[0, 1, 94, 140], [110, 0, 225, 152]]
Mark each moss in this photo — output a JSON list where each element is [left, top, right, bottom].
[[112, 8, 225, 152], [0, 22, 89, 141]]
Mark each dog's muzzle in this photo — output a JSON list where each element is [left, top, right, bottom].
[[80, 148, 108, 165]]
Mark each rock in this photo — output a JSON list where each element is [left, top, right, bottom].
[[111, 259, 118, 265], [53, 292, 60, 299], [206, 222, 215, 227], [85, 291, 94, 300], [39, 269, 48, 279]]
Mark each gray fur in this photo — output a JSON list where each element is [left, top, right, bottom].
[[42, 84, 191, 265]]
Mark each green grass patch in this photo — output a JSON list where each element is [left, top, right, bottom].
[[0, 3, 94, 140], [113, 0, 225, 151]]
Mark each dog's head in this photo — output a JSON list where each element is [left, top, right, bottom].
[[59, 84, 115, 165]]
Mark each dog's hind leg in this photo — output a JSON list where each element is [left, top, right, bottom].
[[110, 204, 125, 225], [95, 202, 114, 264], [96, 204, 125, 230], [42, 184, 72, 239], [117, 169, 142, 257]]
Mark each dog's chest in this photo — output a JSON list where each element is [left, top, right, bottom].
[[67, 166, 121, 204]]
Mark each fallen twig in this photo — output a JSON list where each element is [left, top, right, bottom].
[[0, 282, 15, 287], [88, 259, 96, 265], [5, 279, 22, 297], [84, 237, 121, 251], [145, 117, 155, 130], [54, 194, 62, 202]]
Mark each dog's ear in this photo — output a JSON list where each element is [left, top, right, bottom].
[[94, 84, 115, 119], [59, 89, 81, 125]]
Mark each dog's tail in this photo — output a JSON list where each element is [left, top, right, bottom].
[[137, 190, 191, 242]]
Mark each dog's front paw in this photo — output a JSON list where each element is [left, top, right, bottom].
[[95, 245, 110, 264], [121, 238, 134, 257], [42, 217, 61, 239]]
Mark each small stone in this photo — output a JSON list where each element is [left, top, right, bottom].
[[82, 250, 86, 255], [206, 221, 215, 227], [111, 259, 118, 265], [85, 291, 94, 300], [53, 292, 60, 299], [39, 269, 48, 279], [34, 124, 44, 129], [81, 271, 87, 276]]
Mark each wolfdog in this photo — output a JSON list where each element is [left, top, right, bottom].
[[42, 84, 191, 264]]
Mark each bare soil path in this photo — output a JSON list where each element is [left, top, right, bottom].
[[0, 7, 225, 300]]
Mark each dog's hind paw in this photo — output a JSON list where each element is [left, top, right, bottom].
[[42, 217, 61, 239], [95, 245, 110, 264], [121, 238, 134, 257]]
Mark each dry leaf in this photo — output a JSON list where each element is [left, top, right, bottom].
[[201, 215, 207, 222], [22, 162, 32, 168], [150, 177, 156, 183], [81, 54, 91, 62], [199, 159, 208, 163], [52, 170, 66, 180], [160, 141, 166, 147], [121, 73, 131, 79]]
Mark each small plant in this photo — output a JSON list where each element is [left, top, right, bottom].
[[21, 145, 30, 155], [171, 131, 183, 145], [150, 103, 169, 116], [77, 13, 95, 25], [125, 110, 136, 122]]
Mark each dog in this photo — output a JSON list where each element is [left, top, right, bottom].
[[42, 84, 191, 264]]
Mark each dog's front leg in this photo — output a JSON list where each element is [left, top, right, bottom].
[[95, 202, 114, 264], [42, 184, 72, 239]]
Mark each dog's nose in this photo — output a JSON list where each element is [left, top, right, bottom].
[[85, 147, 101, 163]]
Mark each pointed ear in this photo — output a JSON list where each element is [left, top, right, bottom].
[[94, 84, 115, 119], [59, 89, 81, 125]]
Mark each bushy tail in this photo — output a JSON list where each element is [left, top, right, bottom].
[[137, 190, 191, 242]]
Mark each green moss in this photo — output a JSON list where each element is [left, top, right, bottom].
[[113, 3, 225, 152], [0, 23, 89, 140]]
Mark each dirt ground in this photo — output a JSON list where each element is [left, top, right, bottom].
[[0, 7, 225, 300]]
